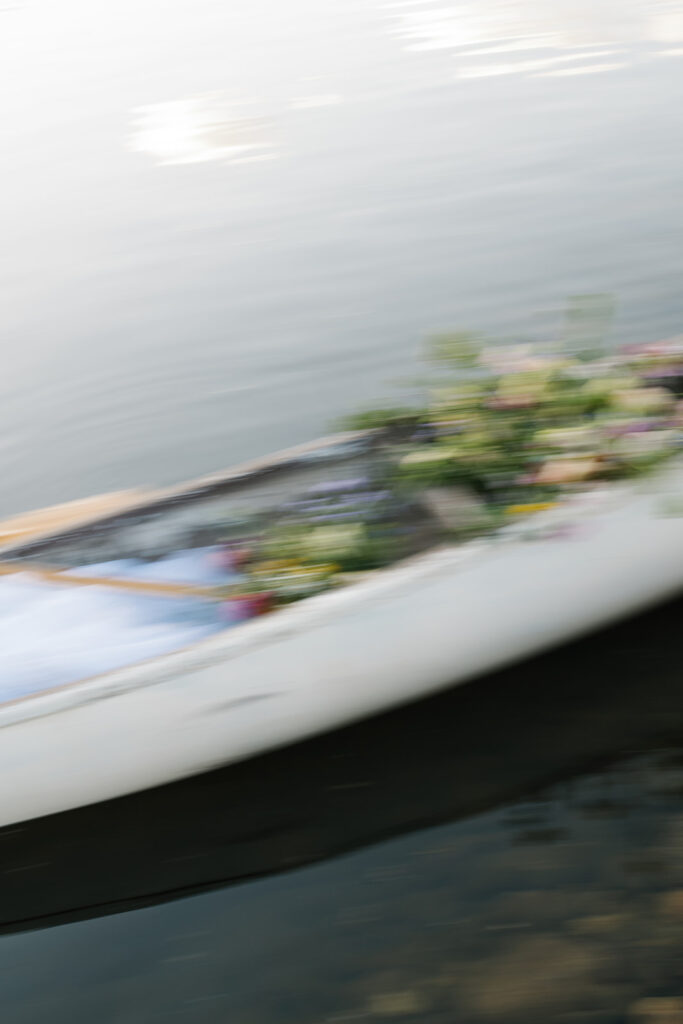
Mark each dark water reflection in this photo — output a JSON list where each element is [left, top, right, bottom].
[[7, 755, 683, 1023], [1, 596, 683, 1023]]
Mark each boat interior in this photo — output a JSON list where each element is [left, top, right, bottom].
[[0, 435, 420, 702]]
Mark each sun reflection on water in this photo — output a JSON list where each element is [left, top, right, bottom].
[[382, 0, 683, 79], [128, 94, 278, 167]]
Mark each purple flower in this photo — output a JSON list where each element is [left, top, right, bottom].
[[303, 512, 361, 523], [642, 365, 683, 379], [306, 478, 370, 496]]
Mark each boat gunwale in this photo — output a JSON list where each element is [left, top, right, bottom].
[[0, 429, 378, 560]]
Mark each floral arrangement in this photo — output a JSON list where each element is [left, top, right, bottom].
[[219, 330, 683, 618]]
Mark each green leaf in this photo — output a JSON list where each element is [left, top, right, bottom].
[[426, 331, 483, 368], [563, 293, 615, 359], [337, 407, 424, 431]]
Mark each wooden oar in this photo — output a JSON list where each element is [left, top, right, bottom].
[[0, 561, 226, 601]]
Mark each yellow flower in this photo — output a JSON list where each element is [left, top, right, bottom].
[[505, 502, 557, 517]]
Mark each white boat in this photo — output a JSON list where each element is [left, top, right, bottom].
[[2, 592, 681, 935], [0, 432, 682, 828]]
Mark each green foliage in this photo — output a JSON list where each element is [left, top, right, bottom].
[[563, 293, 615, 360], [426, 331, 483, 369], [395, 446, 464, 489], [339, 407, 425, 432], [609, 448, 675, 479], [332, 528, 404, 571], [218, 302, 683, 619], [258, 520, 403, 574]]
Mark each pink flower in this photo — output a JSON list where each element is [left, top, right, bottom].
[[534, 457, 603, 485], [221, 592, 273, 623], [487, 396, 537, 410], [213, 545, 253, 571], [479, 345, 556, 377]]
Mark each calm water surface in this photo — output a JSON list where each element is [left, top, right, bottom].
[[1, 1, 683, 1020], [6, 748, 683, 1022], [1, 0, 683, 513]]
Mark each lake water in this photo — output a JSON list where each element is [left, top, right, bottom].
[[2, 1, 683, 1020], [2, 0, 683, 515], [12, 755, 683, 1024]]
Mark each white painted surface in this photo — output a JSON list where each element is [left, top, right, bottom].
[[0, 464, 682, 826]]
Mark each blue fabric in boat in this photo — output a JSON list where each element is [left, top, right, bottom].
[[0, 547, 235, 704]]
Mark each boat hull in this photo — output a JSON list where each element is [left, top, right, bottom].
[[0, 460, 682, 827], [2, 590, 682, 936]]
